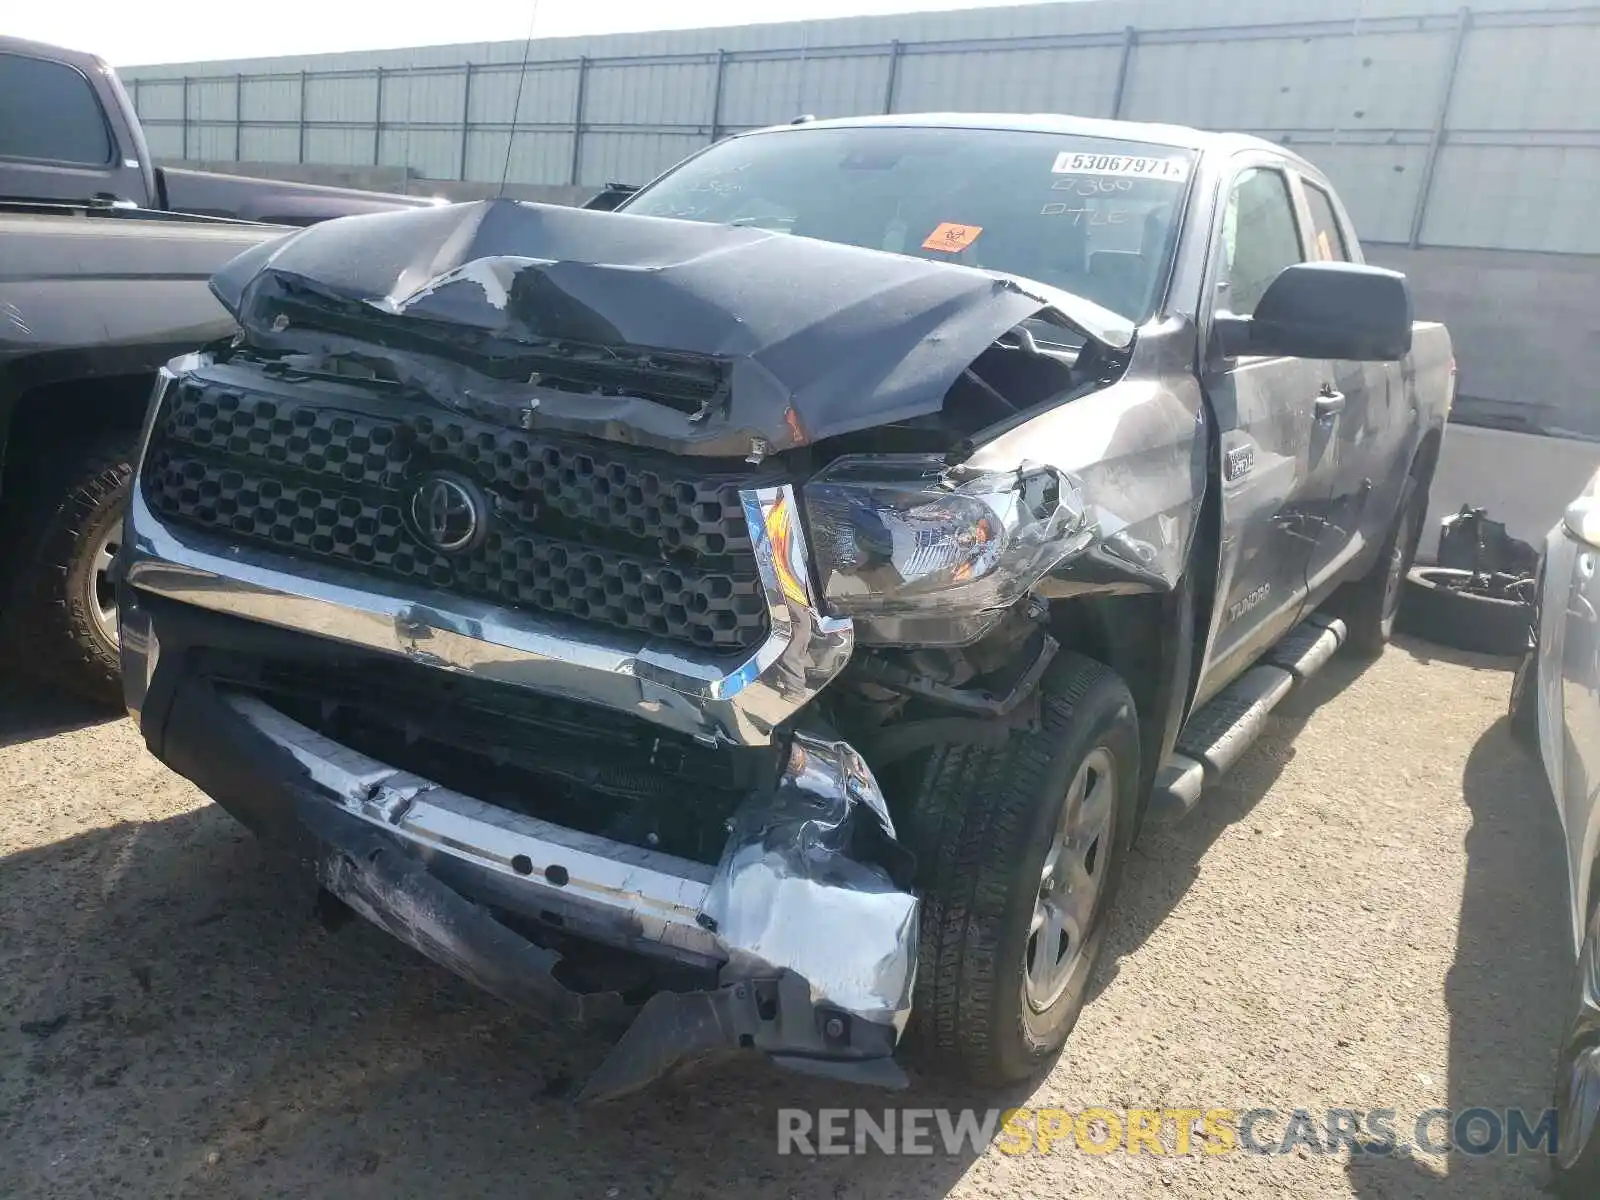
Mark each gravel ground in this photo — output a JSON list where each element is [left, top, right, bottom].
[[0, 636, 1571, 1199]]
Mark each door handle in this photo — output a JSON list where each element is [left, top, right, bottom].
[[1314, 389, 1346, 419]]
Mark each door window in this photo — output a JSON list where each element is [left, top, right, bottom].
[[1217, 168, 1303, 318], [1302, 182, 1351, 263], [0, 53, 114, 165]]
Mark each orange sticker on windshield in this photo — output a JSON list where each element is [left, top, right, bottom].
[[922, 222, 983, 253]]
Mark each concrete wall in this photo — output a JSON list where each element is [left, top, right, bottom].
[[1422, 426, 1600, 561], [1365, 243, 1600, 437], [123, 0, 1600, 253]]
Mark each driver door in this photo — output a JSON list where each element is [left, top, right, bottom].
[[1195, 161, 1328, 704]]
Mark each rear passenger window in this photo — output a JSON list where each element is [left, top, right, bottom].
[[0, 53, 114, 166], [1303, 182, 1351, 263], [1218, 168, 1303, 318]]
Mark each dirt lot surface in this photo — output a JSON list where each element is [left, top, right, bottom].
[[0, 636, 1571, 1199]]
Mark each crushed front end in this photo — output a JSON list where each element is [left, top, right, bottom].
[[117, 198, 1163, 1098], [118, 359, 923, 1097]]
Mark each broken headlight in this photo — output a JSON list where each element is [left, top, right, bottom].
[[802, 455, 1090, 645]]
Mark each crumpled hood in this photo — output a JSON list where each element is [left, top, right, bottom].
[[211, 198, 1129, 454]]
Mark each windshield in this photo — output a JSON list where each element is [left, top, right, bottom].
[[623, 125, 1194, 324]]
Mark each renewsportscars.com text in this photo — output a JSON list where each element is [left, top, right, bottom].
[[776, 1106, 1559, 1159]]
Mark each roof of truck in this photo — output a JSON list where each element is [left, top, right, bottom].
[[752, 112, 1300, 165]]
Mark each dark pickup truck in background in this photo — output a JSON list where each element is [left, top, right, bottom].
[[116, 115, 1453, 1098], [0, 36, 439, 702], [0, 36, 442, 225]]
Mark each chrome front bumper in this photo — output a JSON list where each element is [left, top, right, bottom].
[[226, 691, 724, 963], [124, 677, 917, 1094], [122, 365, 852, 748]]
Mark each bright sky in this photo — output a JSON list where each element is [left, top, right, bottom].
[[12, 0, 1044, 67]]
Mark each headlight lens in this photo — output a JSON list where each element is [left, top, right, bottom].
[[802, 455, 1089, 644]]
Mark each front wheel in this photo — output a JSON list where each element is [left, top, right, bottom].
[[902, 653, 1141, 1086], [5, 435, 135, 706]]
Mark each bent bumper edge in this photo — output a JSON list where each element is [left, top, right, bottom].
[[127, 638, 917, 1099]]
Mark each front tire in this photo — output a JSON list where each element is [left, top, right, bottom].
[[903, 653, 1141, 1086], [5, 435, 134, 706]]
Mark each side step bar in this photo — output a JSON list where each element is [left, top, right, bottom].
[[1149, 613, 1347, 822]]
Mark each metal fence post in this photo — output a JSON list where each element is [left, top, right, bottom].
[[1409, 6, 1472, 248], [1111, 25, 1138, 119], [570, 56, 590, 186], [709, 49, 728, 142], [233, 74, 243, 160], [181, 76, 190, 160], [459, 64, 475, 181], [297, 70, 308, 164], [373, 67, 385, 166], [883, 39, 903, 114]]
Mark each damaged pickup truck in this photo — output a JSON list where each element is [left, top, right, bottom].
[[115, 115, 1454, 1098]]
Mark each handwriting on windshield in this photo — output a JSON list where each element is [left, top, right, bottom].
[[1051, 177, 1136, 197], [1039, 204, 1133, 225]]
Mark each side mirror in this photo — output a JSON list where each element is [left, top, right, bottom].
[[581, 183, 640, 212], [1565, 498, 1600, 550], [1217, 262, 1414, 361]]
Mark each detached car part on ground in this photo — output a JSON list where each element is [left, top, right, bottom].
[[116, 115, 1452, 1097], [1397, 505, 1538, 657], [1510, 470, 1600, 1197]]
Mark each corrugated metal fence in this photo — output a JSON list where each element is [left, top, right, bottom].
[[122, 0, 1600, 253]]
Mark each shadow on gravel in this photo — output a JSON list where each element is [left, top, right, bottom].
[[1343, 715, 1570, 1199], [1394, 631, 1521, 674], [0, 804, 990, 1200], [0, 681, 118, 749]]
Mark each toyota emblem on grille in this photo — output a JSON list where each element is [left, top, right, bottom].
[[410, 473, 486, 554]]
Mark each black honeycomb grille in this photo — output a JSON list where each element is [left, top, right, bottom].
[[143, 375, 771, 653], [157, 379, 754, 558]]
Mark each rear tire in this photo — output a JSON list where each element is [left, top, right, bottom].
[[4, 436, 134, 707], [1339, 476, 1425, 658], [902, 653, 1141, 1086]]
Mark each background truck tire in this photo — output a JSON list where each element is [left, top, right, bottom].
[[1338, 476, 1425, 658], [902, 653, 1141, 1086], [3, 435, 134, 706], [1396, 567, 1534, 658]]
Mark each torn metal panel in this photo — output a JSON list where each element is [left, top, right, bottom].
[[207, 198, 1129, 457], [305, 801, 631, 1030], [701, 731, 919, 1034], [965, 317, 1211, 596]]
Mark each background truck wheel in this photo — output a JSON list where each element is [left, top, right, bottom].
[[1338, 476, 1425, 658], [902, 653, 1141, 1086], [1395, 567, 1534, 658], [4, 436, 134, 706]]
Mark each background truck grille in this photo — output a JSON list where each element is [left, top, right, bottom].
[[142, 372, 772, 654]]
